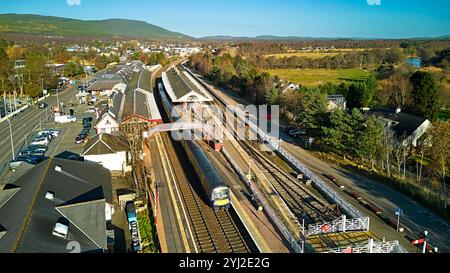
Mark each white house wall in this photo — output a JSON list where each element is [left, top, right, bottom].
[[84, 152, 127, 172]]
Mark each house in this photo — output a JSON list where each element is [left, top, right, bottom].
[[367, 108, 432, 147], [282, 82, 300, 93], [88, 80, 124, 95], [94, 91, 124, 135], [0, 158, 113, 253], [81, 133, 130, 173], [327, 95, 347, 111]]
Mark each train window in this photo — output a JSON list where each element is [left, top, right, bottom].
[[213, 187, 229, 200]]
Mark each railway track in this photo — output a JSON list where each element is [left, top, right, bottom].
[[241, 141, 340, 226], [160, 116, 251, 253]]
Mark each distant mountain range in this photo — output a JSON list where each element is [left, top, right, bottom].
[[200, 35, 450, 41], [0, 14, 189, 39], [0, 14, 449, 41]]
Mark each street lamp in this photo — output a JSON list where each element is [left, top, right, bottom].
[[7, 119, 15, 161]]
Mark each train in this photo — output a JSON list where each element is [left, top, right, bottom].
[[158, 80, 231, 210]]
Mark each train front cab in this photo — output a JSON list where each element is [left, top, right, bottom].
[[211, 186, 231, 210]]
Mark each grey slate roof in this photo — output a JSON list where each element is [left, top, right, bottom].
[[82, 133, 129, 156], [0, 158, 112, 253], [367, 109, 428, 138], [88, 80, 123, 92]]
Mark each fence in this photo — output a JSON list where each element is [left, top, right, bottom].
[[307, 215, 370, 236], [326, 239, 407, 253]]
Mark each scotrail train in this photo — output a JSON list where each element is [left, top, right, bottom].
[[158, 80, 231, 210]]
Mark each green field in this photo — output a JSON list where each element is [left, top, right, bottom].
[[263, 52, 340, 59], [263, 68, 371, 87]]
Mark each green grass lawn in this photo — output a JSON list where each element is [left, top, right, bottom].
[[438, 110, 450, 121], [263, 68, 371, 87]]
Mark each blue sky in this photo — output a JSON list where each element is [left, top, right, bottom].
[[1, 0, 449, 38]]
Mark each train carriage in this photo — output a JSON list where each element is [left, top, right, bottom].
[[158, 81, 231, 210]]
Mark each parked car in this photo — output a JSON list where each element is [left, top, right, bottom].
[[20, 149, 45, 157], [38, 129, 61, 138], [31, 137, 50, 146], [281, 126, 295, 133], [75, 133, 88, 144], [55, 115, 77, 124], [82, 117, 93, 123], [28, 144, 48, 151], [88, 107, 97, 113], [38, 103, 48, 109], [289, 129, 306, 137], [87, 101, 94, 106]]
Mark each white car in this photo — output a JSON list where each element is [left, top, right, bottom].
[[31, 138, 50, 146], [38, 129, 61, 138], [55, 115, 77, 124]]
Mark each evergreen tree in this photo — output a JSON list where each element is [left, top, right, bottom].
[[410, 71, 439, 121]]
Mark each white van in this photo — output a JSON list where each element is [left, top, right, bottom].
[[55, 115, 77, 124]]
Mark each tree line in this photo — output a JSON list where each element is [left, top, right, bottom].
[[249, 47, 406, 70]]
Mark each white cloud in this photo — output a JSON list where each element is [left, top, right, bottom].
[[67, 0, 81, 6], [367, 0, 381, 5]]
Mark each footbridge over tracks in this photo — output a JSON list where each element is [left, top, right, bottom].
[[143, 122, 204, 139]]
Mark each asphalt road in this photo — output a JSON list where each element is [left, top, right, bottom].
[[0, 83, 81, 177], [282, 140, 450, 252]]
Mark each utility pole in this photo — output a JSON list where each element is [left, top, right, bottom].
[[7, 119, 15, 161]]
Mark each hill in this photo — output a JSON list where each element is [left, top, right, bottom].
[[0, 14, 190, 39]]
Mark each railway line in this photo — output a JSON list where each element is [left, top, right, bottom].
[[161, 128, 252, 253], [155, 75, 254, 253], [242, 141, 340, 225], [180, 63, 342, 227]]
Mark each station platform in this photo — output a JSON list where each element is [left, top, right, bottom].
[[144, 134, 191, 253]]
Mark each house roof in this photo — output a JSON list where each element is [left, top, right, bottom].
[[162, 66, 212, 103], [367, 109, 428, 138], [82, 133, 129, 156], [0, 158, 112, 253], [88, 80, 123, 92]]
